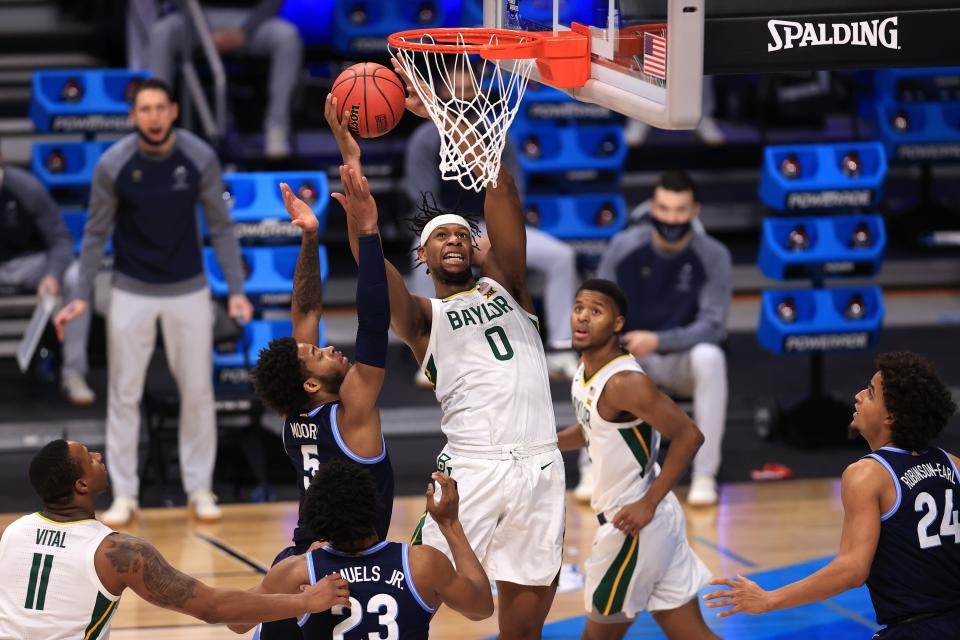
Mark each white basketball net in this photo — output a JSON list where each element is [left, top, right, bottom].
[[390, 32, 537, 192]]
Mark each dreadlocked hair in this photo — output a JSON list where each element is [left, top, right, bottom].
[[407, 191, 481, 271], [302, 460, 380, 548], [250, 337, 309, 417]]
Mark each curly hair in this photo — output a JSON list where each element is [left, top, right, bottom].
[[29, 439, 83, 505], [877, 351, 957, 451], [250, 337, 309, 417], [302, 460, 380, 548], [407, 192, 481, 271]]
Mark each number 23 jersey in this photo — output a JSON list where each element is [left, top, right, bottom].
[[421, 277, 556, 448], [299, 541, 433, 639]]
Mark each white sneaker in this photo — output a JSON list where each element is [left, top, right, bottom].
[[61, 373, 95, 406], [625, 119, 650, 147], [101, 496, 138, 526], [695, 116, 726, 146], [188, 490, 222, 522], [687, 474, 718, 506], [546, 351, 579, 381], [264, 126, 291, 159], [573, 467, 593, 504]]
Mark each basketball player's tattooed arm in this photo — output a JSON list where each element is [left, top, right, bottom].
[[410, 473, 494, 620], [96, 533, 350, 625], [603, 371, 705, 535], [226, 553, 314, 634], [323, 96, 432, 356], [705, 460, 885, 616], [280, 181, 323, 345]]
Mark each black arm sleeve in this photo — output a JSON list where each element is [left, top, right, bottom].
[[354, 233, 389, 368]]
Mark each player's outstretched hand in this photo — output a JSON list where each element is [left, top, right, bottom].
[[426, 472, 460, 529], [302, 572, 350, 612], [390, 58, 430, 120], [280, 182, 319, 235], [324, 94, 361, 163], [703, 575, 772, 617], [611, 498, 656, 536], [53, 299, 87, 341], [331, 165, 378, 233]]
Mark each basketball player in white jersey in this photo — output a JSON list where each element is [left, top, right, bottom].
[[320, 85, 565, 637], [0, 439, 348, 639], [558, 279, 718, 639]]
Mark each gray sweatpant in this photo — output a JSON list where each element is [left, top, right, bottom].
[[106, 286, 215, 499], [0, 252, 90, 376], [407, 225, 578, 349], [148, 8, 303, 135]]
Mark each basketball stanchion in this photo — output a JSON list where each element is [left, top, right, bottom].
[[388, 25, 590, 192]]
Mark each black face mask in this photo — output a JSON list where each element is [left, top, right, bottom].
[[135, 124, 174, 148], [651, 218, 692, 243]]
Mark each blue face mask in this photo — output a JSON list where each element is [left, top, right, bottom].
[[651, 218, 692, 243]]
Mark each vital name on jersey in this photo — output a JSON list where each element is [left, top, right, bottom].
[[35, 528, 67, 548], [900, 461, 956, 490], [446, 296, 514, 331], [336, 564, 407, 590]]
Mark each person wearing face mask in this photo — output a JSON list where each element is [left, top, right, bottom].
[[53, 78, 253, 526], [591, 170, 732, 506]]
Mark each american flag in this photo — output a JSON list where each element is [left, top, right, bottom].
[[643, 32, 667, 80]]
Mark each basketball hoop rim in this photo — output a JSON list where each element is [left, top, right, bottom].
[[388, 28, 546, 59]]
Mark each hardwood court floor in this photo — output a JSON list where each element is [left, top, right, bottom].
[[0, 479, 847, 639]]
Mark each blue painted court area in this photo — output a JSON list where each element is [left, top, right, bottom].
[[528, 557, 881, 639]]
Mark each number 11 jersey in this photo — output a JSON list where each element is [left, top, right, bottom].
[[421, 277, 556, 448]]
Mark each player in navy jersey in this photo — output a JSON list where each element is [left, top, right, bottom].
[[228, 460, 494, 638], [248, 165, 395, 638], [704, 351, 960, 638]]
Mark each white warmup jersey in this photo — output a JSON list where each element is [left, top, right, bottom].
[[571, 354, 661, 515], [421, 277, 556, 447], [0, 513, 120, 640]]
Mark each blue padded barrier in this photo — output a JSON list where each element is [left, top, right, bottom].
[[204, 245, 329, 300], [757, 214, 886, 280], [30, 69, 150, 133], [756, 286, 884, 355], [758, 142, 887, 212], [524, 193, 626, 240], [32, 141, 113, 190], [222, 171, 328, 228]]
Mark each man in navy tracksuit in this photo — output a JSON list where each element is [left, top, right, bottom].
[[55, 78, 253, 525]]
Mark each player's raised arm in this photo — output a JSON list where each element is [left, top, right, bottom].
[[95, 533, 349, 625], [332, 164, 389, 434], [410, 473, 494, 621], [704, 459, 883, 616], [280, 182, 323, 346], [324, 98, 432, 354], [479, 167, 532, 312], [603, 371, 705, 535]]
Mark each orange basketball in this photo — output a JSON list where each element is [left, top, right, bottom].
[[330, 63, 406, 139]]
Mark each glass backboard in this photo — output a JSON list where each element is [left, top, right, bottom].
[[484, 0, 704, 128]]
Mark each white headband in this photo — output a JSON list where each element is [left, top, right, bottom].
[[419, 214, 471, 247]]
